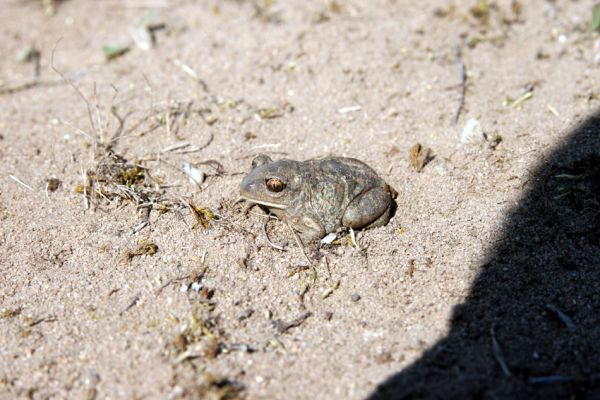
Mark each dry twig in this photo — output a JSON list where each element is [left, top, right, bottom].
[[490, 324, 511, 377], [8, 175, 34, 192], [51, 38, 97, 134], [263, 216, 286, 250], [452, 46, 467, 126], [287, 223, 312, 266]]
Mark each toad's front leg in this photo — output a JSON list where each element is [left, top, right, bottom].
[[287, 214, 326, 244]]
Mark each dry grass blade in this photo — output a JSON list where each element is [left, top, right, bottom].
[[529, 375, 576, 385], [8, 175, 34, 192], [119, 292, 141, 316], [409, 143, 433, 172], [452, 46, 466, 126], [272, 311, 312, 334], [263, 216, 286, 250], [349, 228, 361, 250], [122, 238, 158, 265], [287, 223, 312, 266], [51, 38, 97, 134], [490, 324, 511, 377], [546, 304, 576, 332], [185, 200, 215, 229], [0, 78, 65, 95]]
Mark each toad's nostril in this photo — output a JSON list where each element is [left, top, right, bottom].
[[240, 176, 255, 194]]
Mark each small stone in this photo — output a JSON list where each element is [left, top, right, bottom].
[[460, 118, 485, 144], [191, 282, 203, 292], [174, 333, 187, 352], [181, 162, 205, 186], [320, 232, 337, 245], [374, 351, 393, 364], [237, 308, 254, 321], [351, 293, 361, 302], [46, 178, 61, 192]]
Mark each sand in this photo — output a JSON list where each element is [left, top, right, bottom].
[[1, 1, 599, 399]]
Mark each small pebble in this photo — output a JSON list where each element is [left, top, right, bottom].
[[191, 282, 203, 292], [460, 118, 485, 144], [46, 178, 61, 192], [180, 283, 189, 293], [181, 162, 205, 185], [237, 308, 254, 321], [351, 293, 361, 302], [320, 232, 337, 245]]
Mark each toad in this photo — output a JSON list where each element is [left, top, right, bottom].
[[240, 154, 397, 243]]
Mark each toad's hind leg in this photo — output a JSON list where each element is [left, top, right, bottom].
[[342, 188, 393, 230]]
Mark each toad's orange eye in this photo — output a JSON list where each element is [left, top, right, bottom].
[[265, 178, 285, 192]]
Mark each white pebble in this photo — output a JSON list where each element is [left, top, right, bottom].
[[460, 118, 486, 144]]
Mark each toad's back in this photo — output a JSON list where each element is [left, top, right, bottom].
[[303, 157, 389, 232]]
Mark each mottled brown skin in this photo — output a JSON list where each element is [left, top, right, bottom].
[[240, 154, 397, 243]]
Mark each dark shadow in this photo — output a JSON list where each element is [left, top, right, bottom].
[[369, 111, 600, 400]]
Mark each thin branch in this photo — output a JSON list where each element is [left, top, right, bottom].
[[0, 78, 64, 95], [452, 46, 466, 126], [490, 324, 511, 377], [263, 216, 286, 250], [9, 175, 34, 191], [287, 223, 312, 267], [51, 38, 97, 135]]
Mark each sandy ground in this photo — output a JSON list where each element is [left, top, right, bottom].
[[1, 0, 599, 399]]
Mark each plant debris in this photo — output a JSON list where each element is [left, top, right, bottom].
[[255, 107, 284, 120], [181, 162, 205, 186], [9, 175, 34, 192], [591, 4, 600, 32], [470, 0, 491, 23], [409, 143, 432, 172], [78, 148, 170, 215], [529, 375, 576, 385], [337, 105, 361, 114], [102, 11, 165, 60], [504, 91, 533, 108], [252, 0, 281, 23], [490, 324, 511, 377], [544, 155, 600, 237], [386, 146, 400, 157], [77, 132, 216, 230], [122, 238, 158, 265], [102, 44, 130, 61], [45, 178, 61, 192], [321, 280, 340, 300], [406, 259, 415, 277], [546, 304, 576, 332], [272, 311, 312, 333], [244, 131, 257, 141], [174, 301, 222, 361], [1, 307, 22, 319], [452, 46, 466, 125], [186, 200, 216, 230], [187, 373, 244, 400], [129, 11, 160, 51], [16, 46, 40, 65]]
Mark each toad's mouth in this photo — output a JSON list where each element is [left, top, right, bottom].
[[241, 196, 288, 209]]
